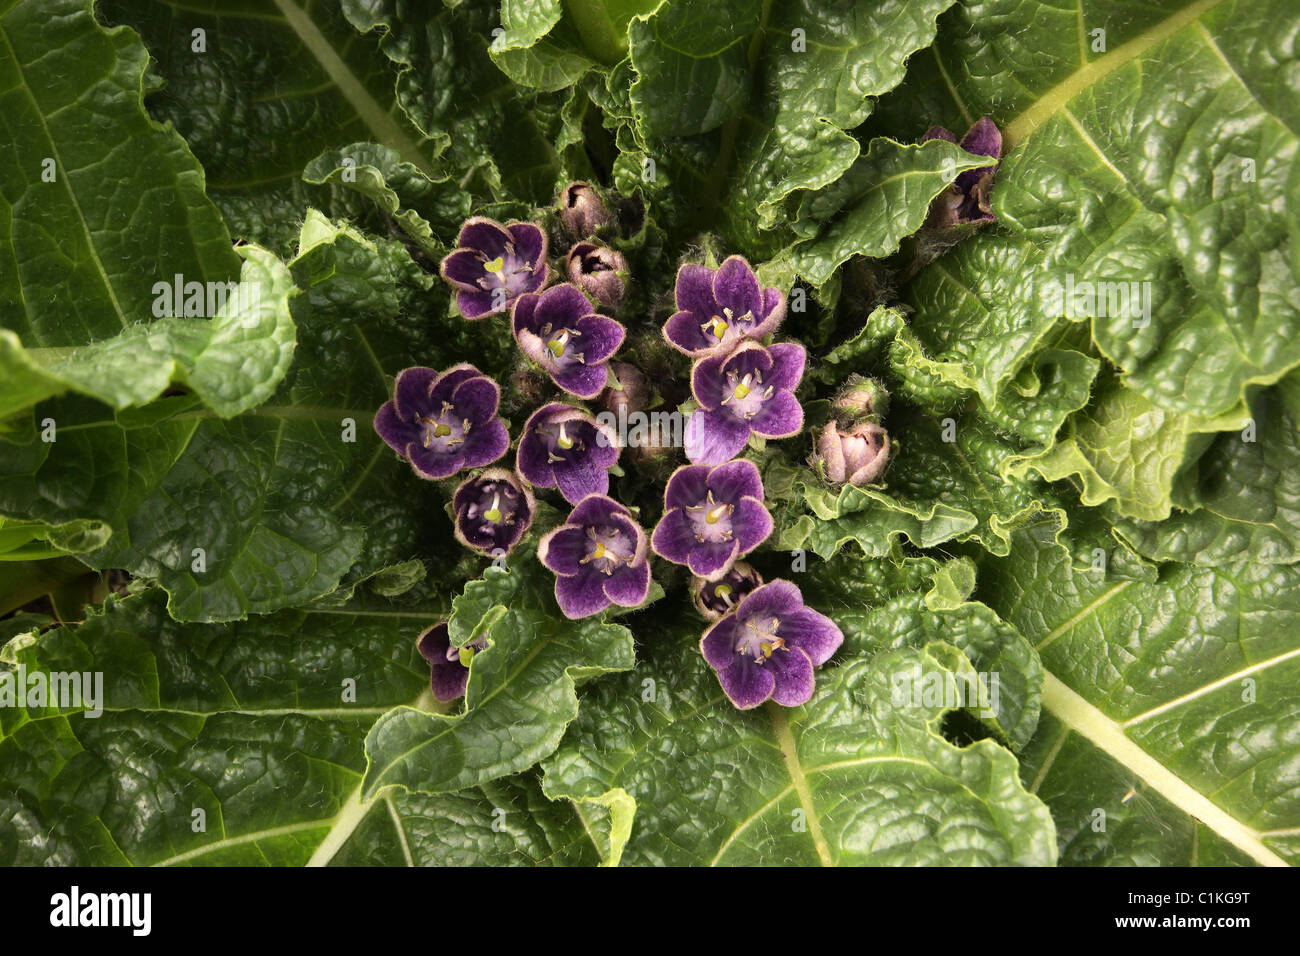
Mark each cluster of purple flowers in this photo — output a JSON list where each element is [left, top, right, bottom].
[[374, 185, 840, 710]]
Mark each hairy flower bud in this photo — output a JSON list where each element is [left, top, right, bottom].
[[558, 181, 612, 239], [599, 362, 650, 420], [815, 420, 891, 486], [831, 375, 890, 425], [566, 241, 627, 309]]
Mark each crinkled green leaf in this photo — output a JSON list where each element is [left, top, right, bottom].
[[980, 521, 1300, 866]]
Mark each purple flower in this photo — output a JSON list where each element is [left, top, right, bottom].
[[662, 256, 786, 358], [440, 217, 549, 319], [691, 561, 763, 621], [558, 181, 612, 239], [922, 117, 1002, 224], [452, 468, 536, 556], [373, 365, 509, 480], [565, 241, 626, 310], [538, 495, 652, 619], [517, 403, 620, 505], [512, 283, 625, 399], [651, 460, 773, 580], [700, 580, 843, 709], [417, 622, 488, 702], [815, 421, 891, 486], [685, 340, 805, 465]]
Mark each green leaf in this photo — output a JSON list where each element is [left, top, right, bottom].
[[888, 0, 1300, 419], [360, 542, 636, 799], [490, 0, 601, 92], [980, 521, 1300, 866], [542, 628, 1056, 865]]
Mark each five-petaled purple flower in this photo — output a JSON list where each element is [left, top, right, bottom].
[[662, 256, 786, 358], [538, 495, 651, 619], [417, 622, 489, 702], [512, 283, 625, 399], [651, 459, 773, 580], [452, 468, 536, 556], [700, 580, 843, 710], [440, 217, 549, 319], [922, 117, 1002, 225], [517, 403, 620, 505], [374, 365, 509, 480], [692, 561, 763, 621], [686, 341, 805, 465]]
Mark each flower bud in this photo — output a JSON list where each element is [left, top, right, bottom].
[[815, 420, 891, 486], [599, 362, 649, 421], [558, 181, 612, 239], [565, 241, 627, 309], [831, 374, 889, 425], [691, 562, 763, 621]]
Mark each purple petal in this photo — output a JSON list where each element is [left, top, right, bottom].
[[374, 402, 418, 452], [535, 283, 592, 328], [393, 367, 437, 420], [712, 256, 762, 321], [573, 314, 625, 364], [407, 446, 462, 481], [769, 647, 815, 707], [431, 661, 471, 702], [440, 249, 486, 291], [758, 286, 786, 328], [507, 221, 546, 264], [737, 580, 805, 618], [706, 459, 763, 504], [749, 390, 803, 439], [555, 569, 611, 619], [450, 375, 500, 423], [552, 454, 611, 505], [663, 309, 710, 355], [461, 418, 509, 469], [604, 560, 650, 608], [516, 440, 555, 488], [457, 217, 512, 257], [511, 291, 542, 335], [568, 493, 631, 528], [685, 408, 750, 465], [690, 354, 728, 410], [733, 497, 773, 554], [688, 539, 739, 580], [416, 623, 451, 664], [553, 362, 609, 399], [538, 525, 588, 575], [779, 607, 844, 666], [650, 508, 696, 565], [429, 364, 481, 405], [457, 289, 500, 319], [663, 464, 711, 510], [765, 342, 806, 392], [922, 125, 957, 143], [701, 616, 741, 670], [716, 659, 775, 710], [960, 117, 1001, 159], [675, 263, 717, 317]]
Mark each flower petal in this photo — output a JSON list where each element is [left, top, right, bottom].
[[507, 221, 546, 264], [457, 216, 512, 257], [768, 646, 815, 707], [374, 401, 418, 452], [663, 464, 711, 510], [573, 314, 625, 364], [552, 453, 610, 505], [457, 288, 500, 319], [701, 616, 741, 669], [712, 256, 762, 321], [959, 116, 1001, 159], [733, 497, 773, 554], [604, 560, 650, 608], [765, 342, 806, 392], [716, 659, 775, 710], [749, 390, 803, 439], [440, 249, 486, 291], [690, 353, 728, 410], [663, 309, 710, 355], [511, 291, 543, 335], [922, 125, 957, 143], [568, 493, 631, 528], [538, 525, 588, 575], [685, 408, 750, 465], [450, 375, 500, 423], [674, 263, 717, 316], [534, 282, 592, 328], [778, 607, 844, 666], [555, 569, 611, 619], [706, 458, 763, 504], [737, 579, 805, 618], [688, 538, 739, 580], [553, 362, 609, 399], [392, 367, 437, 420], [407, 445, 462, 480], [650, 508, 696, 565], [461, 418, 509, 469]]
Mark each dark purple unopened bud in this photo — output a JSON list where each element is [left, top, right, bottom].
[[538, 495, 652, 619], [512, 283, 625, 399], [831, 375, 889, 424], [700, 580, 842, 710], [565, 242, 626, 309], [815, 421, 891, 486], [663, 256, 786, 358], [692, 561, 763, 621], [922, 117, 1002, 225], [558, 181, 613, 239], [374, 365, 509, 480], [452, 468, 536, 557], [417, 622, 489, 702], [440, 217, 549, 319], [517, 403, 620, 505], [686, 341, 805, 465], [651, 460, 773, 580]]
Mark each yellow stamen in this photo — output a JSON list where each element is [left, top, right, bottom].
[[556, 423, 575, 450]]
